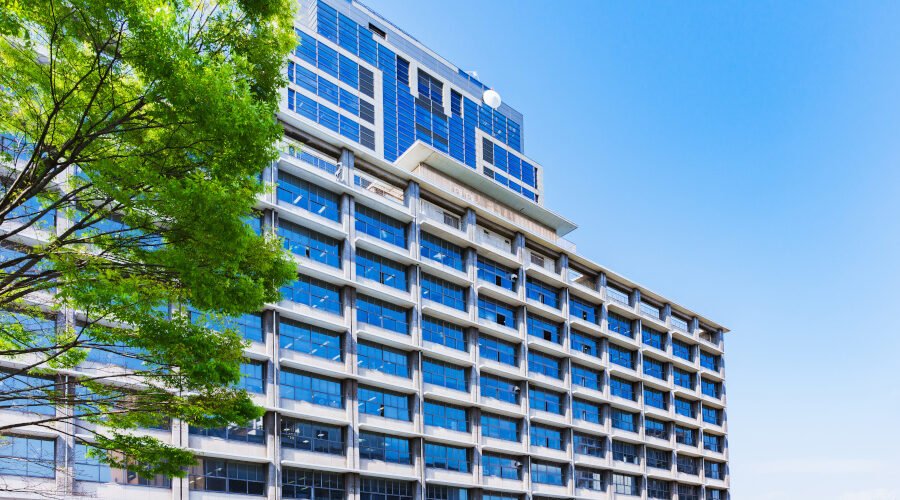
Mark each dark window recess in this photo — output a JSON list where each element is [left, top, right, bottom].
[[359, 67, 375, 98], [369, 23, 386, 38], [360, 126, 375, 150], [360, 101, 375, 123], [483, 138, 494, 164]]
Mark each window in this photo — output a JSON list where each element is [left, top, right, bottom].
[[240, 361, 265, 393], [674, 397, 695, 418], [569, 296, 598, 324], [424, 442, 469, 472], [421, 275, 465, 310], [357, 295, 408, 334], [607, 312, 632, 338], [281, 275, 341, 314], [423, 358, 468, 392], [357, 250, 407, 290], [480, 373, 519, 404], [417, 70, 444, 105], [481, 413, 519, 441], [188, 459, 266, 495], [612, 440, 639, 464], [0, 371, 55, 415], [700, 351, 720, 371], [705, 460, 726, 480], [576, 468, 604, 491], [528, 387, 562, 414], [226, 313, 264, 343], [574, 433, 604, 457], [420, 233, 464, 270], [112, 463, 172, 487], [707, 489, 727, 500], [357, 341, 409, 377], [611, 408, 637, 432], [359, 432, 411, 464], [277, 172, 340, 221], [530, 461, 564, 485], [571, 331, 599, 357], [612, 473, 638, 496], [279, 219, 341, 268], [609, 344, 635, 369], [703, 406, 722, 425], [525, 278, 559, 308], [642, 326, 665, 350], [573, 399, 601, 423], [530, 424, 563, 450], [426, 485, 468, 500], [643, 357, 666, 380], [281, 418, 344, 455], [647, 479, 671, 499], [646, 448, 671, 470], [422, 316, 466, 351], [358, 386, 410, 421], [675, 425, 696, 446], [482, 454, 520, 479], [282, 469, 344, 500], [191, 417, 265, 444], [703, 433, 723, 452], [477, 256, 515, 291], [677, 455, 699, 475], [527, 314, 561, 343], [360, 479, 413, 500], [74, 444, 110, 482], [644, 387, 667, 410], [424, 400, 468, 432], [701, 378, 721, 398], [355, 205, 406, 248], [678, 484, 700, 500], [0, 435, 55, 478], [478, 295, 516, 328], [527, 350, 561, 379], [646, 418, 669, 440], [672, 339, 693, 361], [280, 369, 342, 408], [279, 318, 342, 361], [478, 335, 517, 366], [610, 376, 635, 401], [673, 367, 694, 389], [572, 365, 601, 390]]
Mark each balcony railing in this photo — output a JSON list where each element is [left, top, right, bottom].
[[671, 316, 689, 332], [606, 287, 630, 306], [640, 302, 662, 320], [475, 229, 513, 255], [420, 201, 462, 231], [354, 171, 404, 205]]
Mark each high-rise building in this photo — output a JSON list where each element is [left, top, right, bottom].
[[1, 1, 729, 499]]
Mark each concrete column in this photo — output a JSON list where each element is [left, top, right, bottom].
[[339, 148, 354, 186]]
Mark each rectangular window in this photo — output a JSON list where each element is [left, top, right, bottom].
[[575, 468, 604, 491], [674, 397, 695, 418], [357, 250, 407, 290], [0, 435, 55, 478], [282, 469, 344, 500], [525, 278, 559, 308], [74, 444, 110, 482], [357, 341, 409, 377], [572, 365, 601, 390], [645, 418, 669, 440], [643, 357, 666, 380], [647, 479, 671, 499], [527, 350, 561, 379], [355, 205, 406, 248], [703, 433, 723, 452], [612, 440, 639, 464], [423, 357, 468, 392], [424, 400, 468, 432], [705, 460, 726, 480], [422, 316, 466, 351], [642, 326, 665, 350], [420, 233, 464, 270], [357, 295, 408, 334], [190, 417, 265, 445], [0, 370, 55, 415], [240, 362, 265, 393], [573, 399, 601, 424], [478, 335, 517, 366], [700, 351, 720, 371], [677, 454, 699, 475], [527, 314, 562, 343], [421, 274, 466, 311], [678, 484, 700, 500], [482, 453, 520, 479], [279, 318, 342, 361], [531, 461, 564, 486], [574, 433, 604, 457], [480, 373, 519, 404], [612, 473, 638, 496], [646, 448, 671, 470], [707, 489, 727, 500], [359, 431, 411, 464], [480, 413, 519, 441], [478, 295, 517, 328], [673, 367, 694, 389], [189, 309, 263, 343], [281, 275, 342, 314], [609, 344, 635, 369], [360, 479, 413, 500], [702, 406, 721, 425], [426, 485, 468, 500], [280, 369, 342, 408], [477, 256, 516, 291], [675, 425, 696, 446], [358, 386, 410, 421], [571, 331, 599, 357], [279, 219, 341, 268], [610, 376, 635, 401], [424, 442, 469, 472], [528, 387, 563, 414], [277, 172, 340, 221], [611, 408, 637, 432], [569, 296, 598, 324], [188, 458, 266, 495], [607, 312, 632, 338], [281, 418, 344, 455], [672, 339, 693, 361], [644, 388, 667, 410], [701, 378, 721, 398]]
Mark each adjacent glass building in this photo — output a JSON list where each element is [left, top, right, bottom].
[[1, 1, 729, 499]]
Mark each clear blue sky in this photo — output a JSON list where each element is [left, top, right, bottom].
[[369, 1, 900, 498]]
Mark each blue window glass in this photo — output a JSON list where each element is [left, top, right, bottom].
[[280, 369, 342, 408], [358, 431, 411, 464], [607, 312, 632, 338], [531, 462, 564, 485], [421, 274, 466, 310], [528, 387, 562, 414], [700, 350, 720, 371], [482, 454, 520, 479], [279, 318, 342, 361], [281, 275, 342, 314], [643, 357, 666, 380], [425, 485, 468, 500], [527, 314, 561, 343], [673, 368, 694, 389], [277, 171, 340, 221], [705, 460, 726, 480], [424, 400, 468, 432], [360, 479, 413, 500], [477, 256, 515, 290], [612, 440, 639, 464], [481, 413, 519, 441], [0, 370, 55, 415], [280, 418, 344, 455], [574, 433, 604, 457], [572, 365, 601, 390], [282, 469, 343, 500], [424, 442, 468, 472], [478, 295, 516, 328], [701, 379, 721, 398], [674, 397, 695, 418], [526, 278, 559, 308], [480, 373, 519, 404], [423, 358, 468, 392], [355, 205, 406, 248], [571, 331, 600, 357], [678, 484, 700, 500], [609, 344, 635, 369], [570, 296, 598, 324], [573, 399, 601, 423], [0, 435, 55, 477], [357, 295, 408, 334], [611, 408, 637, 432], [240, 362, 265, 393], [675, 425, 696, 446], [358, 386, 410, 421], [610, 376, 635, 401], [528, 350, 561, 379], [645, 418, 668, 440], [420, 233, 464, 270], [703, 433, 723, 452], [190, 417, 265, 445], [642, 326, 665, 350], [644, 388, 666, 410], [357, 341, 409, 377], [422, 316, 466, 351], [357, 250, 407, 290], [646, 449, 671, 471], [530, 424, 563, 450], [478, 335, 517, 366], [672, 339, 693, 361], [702, 406, 721, 425]]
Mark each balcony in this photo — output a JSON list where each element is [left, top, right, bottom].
[[353, 170, 407, 213], [420, 201, 467, 243], [474, 229, 518, 266], [605, 287, 631, 308]]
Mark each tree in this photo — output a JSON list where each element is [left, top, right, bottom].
[[0, 0, 295, 486]]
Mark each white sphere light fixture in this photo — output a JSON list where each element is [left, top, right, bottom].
[[482, 88, 502, 109]]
